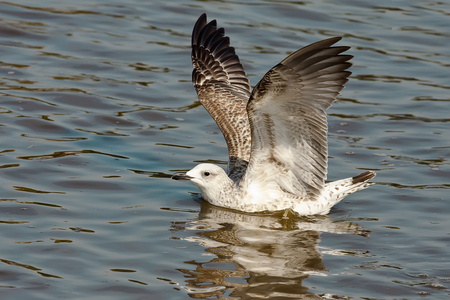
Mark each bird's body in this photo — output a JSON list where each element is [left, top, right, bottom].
[[172, 14, 376, 216]]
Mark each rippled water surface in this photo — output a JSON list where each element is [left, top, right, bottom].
[[1, 0, 449, 299]]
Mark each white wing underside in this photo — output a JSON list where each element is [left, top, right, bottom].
[[242, 38, 352, 199]]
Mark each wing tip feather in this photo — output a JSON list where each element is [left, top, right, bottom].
[[191, 14, 250, 93], [352, 171, 376, 184]]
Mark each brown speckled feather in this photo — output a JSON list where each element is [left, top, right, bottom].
[[192, 14, 252, 181]]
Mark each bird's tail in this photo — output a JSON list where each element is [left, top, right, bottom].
[[324, 171, 376, 206]]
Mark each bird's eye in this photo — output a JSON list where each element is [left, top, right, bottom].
[[203, 171, 210, 177]]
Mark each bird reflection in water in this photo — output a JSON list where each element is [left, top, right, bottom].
[[170, 201, 370, 299]]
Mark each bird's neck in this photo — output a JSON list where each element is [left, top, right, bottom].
[[201, 177, 240, 208]]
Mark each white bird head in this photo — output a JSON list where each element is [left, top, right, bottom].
[[172, 163, 233, 204]]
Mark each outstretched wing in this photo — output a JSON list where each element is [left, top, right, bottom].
[[191, 13, 252, 180], [243, 37, 352, 199]]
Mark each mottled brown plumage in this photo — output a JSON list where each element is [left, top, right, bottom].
[[192, 13, 251, 181]]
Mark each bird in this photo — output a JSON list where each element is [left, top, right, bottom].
[[172, 13, 376, 215]]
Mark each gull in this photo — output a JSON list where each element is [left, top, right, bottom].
[[172, 14, 376, 215]]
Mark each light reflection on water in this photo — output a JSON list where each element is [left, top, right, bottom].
[[171, 202, 370, 298], [0, 0, 449, 299]]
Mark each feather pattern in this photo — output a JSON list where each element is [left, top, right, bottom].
[[243, 37, 352, 199], [192, 13, 251, 180]]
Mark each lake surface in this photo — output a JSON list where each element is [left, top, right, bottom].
[[1, 0, 449, 299]]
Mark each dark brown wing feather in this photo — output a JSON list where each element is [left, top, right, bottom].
[[192, 13, 252, 180]]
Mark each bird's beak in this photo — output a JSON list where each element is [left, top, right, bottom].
[[171, 172, 193, 181]]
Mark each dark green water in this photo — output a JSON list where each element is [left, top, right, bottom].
[[0, 0, 449, 298]]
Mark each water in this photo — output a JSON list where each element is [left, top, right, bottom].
[[0, 0, 449, 299]]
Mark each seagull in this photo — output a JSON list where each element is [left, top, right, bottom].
[[172, 13, 376, 215]]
